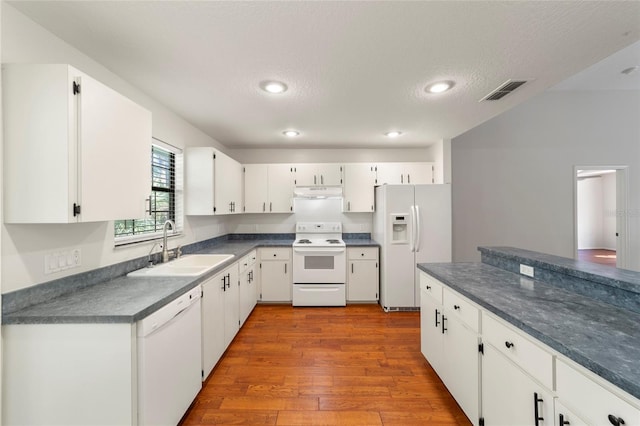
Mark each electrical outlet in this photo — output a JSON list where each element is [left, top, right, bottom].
[[520, 264, 534, 278]]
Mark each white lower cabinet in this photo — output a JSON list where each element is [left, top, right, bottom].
[[419, 272, 480, 425], [347, 247, 379, 302], [239, 250, 258, 325], [223, 263, 240, 348], [2, 323, 136, 425], [482, 341, 554, 426], [420, 273, 445, 374], [441, 290, 480, 424], [258, 248, 292, 302], [419, 269, 640, 426], [201, 262, 240, 379], [556, 358, 640, 426]]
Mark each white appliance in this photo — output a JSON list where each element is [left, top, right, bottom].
[[137, 286, 202, 426], [373, 184, 452, 311], [292, 222, 347, 306]]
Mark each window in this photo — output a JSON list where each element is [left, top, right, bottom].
[[115, 140, 183, 244]]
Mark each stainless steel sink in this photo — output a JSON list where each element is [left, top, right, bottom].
[[127, 254, 235, 277]]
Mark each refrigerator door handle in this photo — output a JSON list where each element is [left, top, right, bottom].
[[409, 205, 416, 252], [415, 205, 421, 252]]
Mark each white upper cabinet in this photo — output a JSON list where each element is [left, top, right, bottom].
[[343, 163, 376, 212], [215, 151, 243, 214], [185, 148, 242, 215], [294, 164, 343, 186], [243, 164, 293, 213], [3, 64, 151, 223], [376, 162, 434, 185]]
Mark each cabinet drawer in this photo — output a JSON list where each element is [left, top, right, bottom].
[[419, 272, 443, 304], [482, 312, 553, 389], [248, 250, 257, 265], [260, 247, 291, 260], [443, 288, 479, 333], [556, 358, 640, 426], [239, 254, 251, 273], [347, 247, 378, 260]]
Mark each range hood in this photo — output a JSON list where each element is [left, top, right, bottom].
[[294, 185, 343, 199]]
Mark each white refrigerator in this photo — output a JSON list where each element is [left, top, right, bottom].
[[373, 184, 452, 310]]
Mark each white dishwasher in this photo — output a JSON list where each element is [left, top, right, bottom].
[[137, 286, 202, 426]]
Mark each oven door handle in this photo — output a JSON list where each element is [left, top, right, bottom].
[[293, 247, 345, 255]]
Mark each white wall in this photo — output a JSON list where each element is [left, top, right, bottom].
[[602, 173, 617, 250], [577, 177, 604, 249], [451, 90, 640, 271], [229, 147, 436, 164], [1, 4, 230, 293]]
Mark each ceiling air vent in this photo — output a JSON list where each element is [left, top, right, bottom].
[[481, 79, 528, 101]]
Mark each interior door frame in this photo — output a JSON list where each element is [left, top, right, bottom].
[[573, 165, 629, 268]]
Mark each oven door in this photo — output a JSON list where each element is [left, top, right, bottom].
[[292, 247, 346, 283]]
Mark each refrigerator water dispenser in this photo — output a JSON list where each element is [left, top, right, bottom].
[[391, 214, 408, 244]]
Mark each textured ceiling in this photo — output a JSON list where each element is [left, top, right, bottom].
[[7, 1, 640, 149]]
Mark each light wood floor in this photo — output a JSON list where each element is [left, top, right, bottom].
[[578, 249, 617, 266], [180, 304, 471, 425]]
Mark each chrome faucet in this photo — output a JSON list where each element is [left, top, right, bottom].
[[162, 220, 176, 263]]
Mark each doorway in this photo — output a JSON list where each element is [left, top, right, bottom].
[[574, 166, 628, 269]]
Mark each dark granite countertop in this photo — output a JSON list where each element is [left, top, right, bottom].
[[3, 237, 374, 325], [480, 246, 640, 294], [417, 262, 640, 401], [343, 238, 379, 246]]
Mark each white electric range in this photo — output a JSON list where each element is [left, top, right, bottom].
[[292, 222, 346, 307]]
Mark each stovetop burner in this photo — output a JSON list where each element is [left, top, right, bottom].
[[326, 239, 341, 244], [297, 239, 312, 244]]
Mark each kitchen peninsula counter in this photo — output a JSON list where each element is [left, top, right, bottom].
[[418, 247, 640, 401]]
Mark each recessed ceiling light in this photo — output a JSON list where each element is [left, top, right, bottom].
[[425, 80, 454, 94], [261, 81, 288, 94], [283, 130, 299, 137], [385, 131, 402, 138]]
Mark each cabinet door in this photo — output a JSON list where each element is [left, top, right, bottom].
[[201, 271, 226, 379], [441, 313, 480, 424], [240, 264, 257, 326], [556, 400, 588, 426], [223, 264, 240, 347], [268, 164, 294, 213], [244, 164, 268, 213], [402, 163, 433, 185], [420, 288, 444, 375], [215, 151, 242, 214], [344, 164, 376, 212], [347, 260, 378, 301], [185, 147, 215, 215], [375, 163, 405, 185], [376, 162, 433, 185], [293, 164, 318, 186], [260, 261, 291, 302], [79, 72, 151, 222], [317, 164, 343, 186], [482, 343, 554, 426], [3, 64, 151, 223]]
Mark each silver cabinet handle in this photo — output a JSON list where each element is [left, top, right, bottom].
[[408, 174, 411, 184], [321, 175, 324, 184], [314, 175, 317, 185], [347, 201, 351, 211], [401, 174, 404, 184], [270, 202, 273, 212], [263, 202, 265, 212], [284, 263, 287, 274]]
